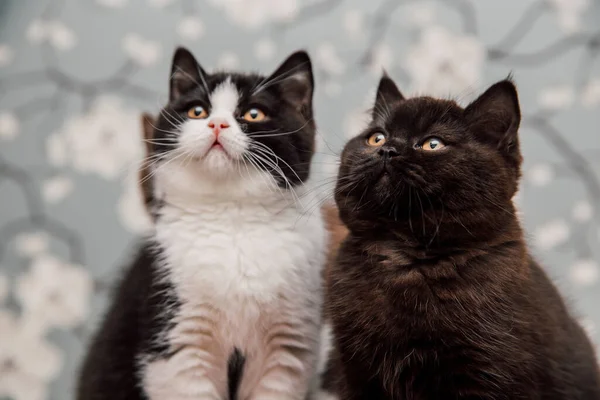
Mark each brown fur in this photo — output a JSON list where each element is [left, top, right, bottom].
[[327, 76, 600, 399]]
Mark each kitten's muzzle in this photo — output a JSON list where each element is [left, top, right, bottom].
[[207, 118, 230, 138], [378, 146, 400, 160]]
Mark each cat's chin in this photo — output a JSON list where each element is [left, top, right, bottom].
[[190, 146, 240, 177]]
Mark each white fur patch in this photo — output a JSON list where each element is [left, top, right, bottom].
[[210, 78, 240, 116]]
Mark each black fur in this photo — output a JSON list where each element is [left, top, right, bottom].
[[76, 243, 178, 400], [227, 347, 246, 400], [327, 75, 600, 399]]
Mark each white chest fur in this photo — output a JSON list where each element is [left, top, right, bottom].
[[156, 199, 325, 305], [142, 188, 327, 400]]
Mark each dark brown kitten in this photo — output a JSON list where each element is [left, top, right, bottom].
[[327, 75, 600, 399]]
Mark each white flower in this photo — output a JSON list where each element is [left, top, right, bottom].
[[207, 0, 298, 29], [122, 33, 161, 67], [48, 96, 143, 180], [97, 0, 128, 8], [26, 20, 77, 51], [547, 0, 589, 34], [367, 44, 393, 76], [216, 51, 240, 70], [42, 175, 73, 204], [254, 38, 276, 61], [316, 42, 346, 76], [403, 2, 436, 27], [16, 255, 93, 331], [0, 111, 19, 140], [177, 16, 204, 40], [46, 133, 67, 167], [148, 0, 177, 8], [572, 200, 593, 222], [50, 21, 77, 51], [538, 85, 574, 110], [15, 232, 49, 258], [118, 169, 153, 234], [581, 78, 600, 108], [405, 26, 484, 97], [26, 19, 47, 44], [569, 259, 599, 286], [526, 163, 554, 186], [0, 44, 14, 67], [343, 9, 364, 36], [0, 274, 7, 303], [534, 219, 570, 250], [0, 310, 63, 400]]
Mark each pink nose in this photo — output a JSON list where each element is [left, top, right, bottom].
[[207, 118, 230, 137]]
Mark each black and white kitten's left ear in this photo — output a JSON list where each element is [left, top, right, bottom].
[[266, 50, 314, 115], [170, 47, 208, 102], [372, 73, 405, 121], [465, 78, 521, 156]]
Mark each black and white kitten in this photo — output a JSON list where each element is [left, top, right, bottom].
[[327, 75, 600, 399], [77, 48, 332, 400]]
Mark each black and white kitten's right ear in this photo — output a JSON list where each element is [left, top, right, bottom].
[[170, 47, 208, 102], [265, 50, 314, 115], [372, 73, 405, 121]]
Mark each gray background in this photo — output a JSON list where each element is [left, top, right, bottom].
[[0, 1, 599, 399]]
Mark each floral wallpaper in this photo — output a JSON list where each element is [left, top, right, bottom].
[[0, 0, 599, 399]]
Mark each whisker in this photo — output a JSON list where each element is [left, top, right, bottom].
[[247, 119, 313, 140], [252, 60, 311, 95], [250, 142, 304, 185]]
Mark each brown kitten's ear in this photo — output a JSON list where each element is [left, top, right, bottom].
[[139, 113, 156, 210], [170, 47, 207, 102], [264, 50, 314, 115], [373, 73, 404, 121], [465, 79, 521, 155]]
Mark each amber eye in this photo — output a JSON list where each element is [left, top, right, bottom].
[[187, 105, 208, 119], [421, 137, 446, 151], [243, 108, 267, 122], [367, 132, 386, 147]]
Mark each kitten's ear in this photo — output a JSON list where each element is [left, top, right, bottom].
[[465, 79, 521, 155], [373, 73, 405, 120], [170, 47, 207, 102], [267, 50, 314, 114]]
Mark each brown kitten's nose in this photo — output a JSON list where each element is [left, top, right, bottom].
[[378, 146, 399, 159], [208, 118, 230, 137]]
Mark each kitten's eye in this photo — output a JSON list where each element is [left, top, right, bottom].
[[243, 108, 267, 122], [187, 106, 208, 119], [367, 133, 386, 147], [421, 137, 446, 151]]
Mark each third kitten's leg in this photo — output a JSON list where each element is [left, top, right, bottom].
[[248, 323, 319, 400], [142, 348, 223, 400]]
